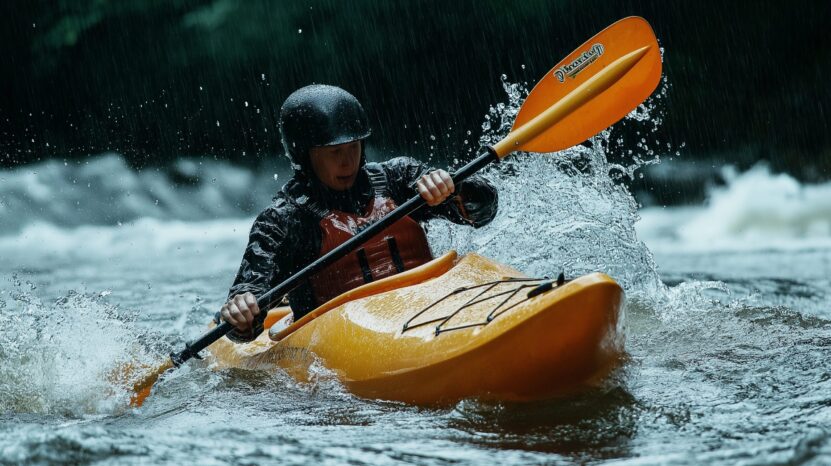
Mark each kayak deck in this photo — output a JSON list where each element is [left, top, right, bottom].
[[208, 252, 624, 405]]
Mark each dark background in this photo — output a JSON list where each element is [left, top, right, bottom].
[[2, 0, 829, 180]]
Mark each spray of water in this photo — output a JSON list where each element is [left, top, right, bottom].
[[427, 76, 726, 323], [429, 77, 663, 291], [0, 284, 160, 415]]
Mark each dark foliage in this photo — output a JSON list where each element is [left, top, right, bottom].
[[2, 0, 829, 178]]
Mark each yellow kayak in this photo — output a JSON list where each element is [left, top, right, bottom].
[[207, 251, 624, 405]]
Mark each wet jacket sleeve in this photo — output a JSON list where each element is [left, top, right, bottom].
[[225, 206, 293, 343], [381, 156, 498, 227]]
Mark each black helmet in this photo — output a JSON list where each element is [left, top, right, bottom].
[[279, 84, 371, 173]]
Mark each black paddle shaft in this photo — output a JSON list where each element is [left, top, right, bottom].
[[170, 146, 500, 366]]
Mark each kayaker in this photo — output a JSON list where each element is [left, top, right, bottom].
[[220, 84, 498, 342]]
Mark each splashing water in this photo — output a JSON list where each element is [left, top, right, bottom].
[[428, 77, 736, 327], [0, 286, 159, 415], [429, 77, 664, 293]]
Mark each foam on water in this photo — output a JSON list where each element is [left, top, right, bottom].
[[638, 164, 831, 252], [0, 217, 251, 263], [0, 153, 286, 235]]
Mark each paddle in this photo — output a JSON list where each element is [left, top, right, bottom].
[[125, 16, 662, 407]]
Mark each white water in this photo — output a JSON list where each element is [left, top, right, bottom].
[[638, 163, 831, 252], [0, 153, 287, 235]]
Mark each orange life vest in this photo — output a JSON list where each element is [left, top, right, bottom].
[[306, 169, 433, 306]]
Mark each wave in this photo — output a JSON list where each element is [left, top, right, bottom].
[[638, 163, 831, 251], [0, 217, 251, 263], [0, 153, 288, 235]]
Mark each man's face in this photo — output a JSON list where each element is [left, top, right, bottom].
[[309, 140, 362, 191]]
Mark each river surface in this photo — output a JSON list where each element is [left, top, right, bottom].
[[2, 104, 831, 464]]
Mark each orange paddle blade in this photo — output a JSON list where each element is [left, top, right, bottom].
[[108, 358, 174, 407], [498, 16, 662, 156]]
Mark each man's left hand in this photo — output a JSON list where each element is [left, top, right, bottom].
[[417, 169, 455, 206]]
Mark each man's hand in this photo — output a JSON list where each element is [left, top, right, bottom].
[[416, 169, 455, 206], [220, 292, 260, 334]]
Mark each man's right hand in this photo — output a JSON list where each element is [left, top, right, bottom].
[[220, 292, 261, 334]]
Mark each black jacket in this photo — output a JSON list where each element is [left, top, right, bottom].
[[226, 156, 498, 342]]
